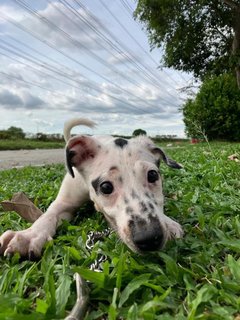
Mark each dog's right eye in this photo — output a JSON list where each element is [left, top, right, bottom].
[[100, 181, 114, 194], [147, 170, 159, 183]]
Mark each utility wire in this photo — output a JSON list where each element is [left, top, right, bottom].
[[74, 0, 179, 89], [13, 0, 148, 89], [0, 69, 150, 115], [55, 0, 165, 91], [118, 0, 189, 83], [0, 12, 176, 110], [11, 0, 178, 108], [0, 41, 170, 114]]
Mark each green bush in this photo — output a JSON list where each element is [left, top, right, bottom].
[[182, 73, 240, 141], [132, 128, 147, 136], [7, 126, 25, 139]]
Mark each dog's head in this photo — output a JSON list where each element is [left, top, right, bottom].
[[66, 134, 182, 253]]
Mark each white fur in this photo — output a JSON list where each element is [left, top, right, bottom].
[[0, 118, 183, 258]]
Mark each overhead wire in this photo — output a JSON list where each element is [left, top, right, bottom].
[[0, 0, 187, 120], [74, 0, 176, 89], [0, 9, 179, 110], [13, 0, 150, 89], [0, 14, 161, 110], [119, 0, 134, 16], [0, 40, 170, 115], [119, 0, 189, 83], [54, 0, 165, 91], [0, 68, 148, 115]]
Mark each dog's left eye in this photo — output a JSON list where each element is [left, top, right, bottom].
[[147, 170, 159, 183], [100, 181, 114, 194]]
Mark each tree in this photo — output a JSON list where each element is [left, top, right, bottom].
[[132, 128, 147, 136], [7, 126, 25, 139], [135, 0, 240, 87], [182, 73, 240, 140]]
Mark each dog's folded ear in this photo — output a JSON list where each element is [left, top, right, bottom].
[[151, 147, 183, 169], [66, 135, 101, 178]]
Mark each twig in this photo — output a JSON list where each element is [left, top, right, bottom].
[[64, 273, 89, 320]]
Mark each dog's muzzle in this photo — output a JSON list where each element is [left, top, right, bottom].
[[129, 215, 164, 252], [132, 228, 164, 252]]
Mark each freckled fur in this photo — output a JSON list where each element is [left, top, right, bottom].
[[0, 117, 183, 258]]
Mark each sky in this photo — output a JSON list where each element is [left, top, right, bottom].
[[0, 0, 194, 137]]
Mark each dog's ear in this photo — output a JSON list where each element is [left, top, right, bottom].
[[66, 135, 100, 178], [151, 147, 183, 169]]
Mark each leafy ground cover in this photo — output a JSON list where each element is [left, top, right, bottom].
[[0, 141, 240, 319], [0, 139, 64, 150]]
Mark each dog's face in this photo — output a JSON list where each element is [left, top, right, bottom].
[[66, 135, 182, 253]]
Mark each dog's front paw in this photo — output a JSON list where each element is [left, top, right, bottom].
[[165, 218, 184, 240], [0, 228, 52, 259]]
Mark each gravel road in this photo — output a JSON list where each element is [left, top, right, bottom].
[[0, 149, 65, 170]]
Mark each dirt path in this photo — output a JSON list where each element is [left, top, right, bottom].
[[0, 149, 65, 170]]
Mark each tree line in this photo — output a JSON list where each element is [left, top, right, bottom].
[[0, 127, 64, 142], [0, 126, 180, 142]]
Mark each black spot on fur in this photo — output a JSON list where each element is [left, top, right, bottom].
[[114, 138, 128, 148], [147, 202, 155, 215], [145, 192, 151, 199], [126, 206, 134, 214], [118, 176, 123, 183], [124, 197, 129, 204], [131, 190, 139, 199], [129, 215, 147, 228], [148, 202, 155, 210], [91, 176, 101, 194], [140, 201, 148, 213]]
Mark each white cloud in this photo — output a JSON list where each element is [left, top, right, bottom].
[[0, 0, 192, 137]]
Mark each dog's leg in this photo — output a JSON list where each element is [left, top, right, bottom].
[[0, 173, 89, 258], [163, 215, 184, 240]]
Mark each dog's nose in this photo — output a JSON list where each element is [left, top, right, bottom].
[[133, 229, 164, 252]]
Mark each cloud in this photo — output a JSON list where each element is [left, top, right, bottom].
[[0, 86, 45, 110], [0, 1, 190, 137], [108, 53, 132, 65], [21, 91, 44, 109], [0, 88, 23, 108], [22, 2, 105, 52]]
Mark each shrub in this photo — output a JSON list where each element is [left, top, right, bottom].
[[132, 128, 147, 136], [182, 73, 240, 141], [6, 127, 25, 139]]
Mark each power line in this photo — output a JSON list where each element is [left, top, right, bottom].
[[0, 40, 171, 115], [73, 0, 180, 91], [0, 13, 164, 110], [54, 0, 165, 91], [116, 0, 189, 84], [13, 0, 148, 89], [0, 7, 178, 110], [10, 0, 179, 108]]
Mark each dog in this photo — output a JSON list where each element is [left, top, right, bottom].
[[0, 118, 183, 259]]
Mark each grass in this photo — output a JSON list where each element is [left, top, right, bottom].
[[0, 139, 64, 150], [0, 141, 240, 319]]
